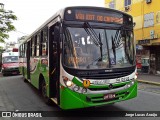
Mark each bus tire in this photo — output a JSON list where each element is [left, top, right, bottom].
[[41, 79, 52, 105], [3, 73, 6, 76], [24, 78, 28, 83]]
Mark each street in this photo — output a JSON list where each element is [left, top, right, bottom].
[[0, 75, 160, 120], [1, 0, 160, 120]]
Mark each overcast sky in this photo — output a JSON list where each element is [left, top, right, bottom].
[[0, 0, 104, 45]]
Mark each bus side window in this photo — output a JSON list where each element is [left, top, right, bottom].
[[30, 39, 33, 57], [42, 28, 48, 56], [36, 33, 40, 56], [42, 42, 47, 56], [31, 37, 35, 56], [19, 45, 22, 57], [22, 45, 24, 57], [25, 43, 27, 57], [39, 31, 43, 56], [34, 35, 37, 56], [34, 33, 40, 57]]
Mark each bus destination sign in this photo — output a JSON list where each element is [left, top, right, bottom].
[[75, 10, 123, 24]]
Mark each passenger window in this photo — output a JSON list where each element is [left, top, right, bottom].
[[42, 28, 48, 56], [31, 38, 35, 56], [34, 33, 40, 57]]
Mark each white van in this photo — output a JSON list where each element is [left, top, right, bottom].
[[1, 52, 19, 76]]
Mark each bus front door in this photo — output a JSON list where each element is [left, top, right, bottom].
[[49, 25, 60, 104]]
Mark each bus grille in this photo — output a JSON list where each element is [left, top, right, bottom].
[[88, 84, 126, 91], [79, 70, 134, 79]]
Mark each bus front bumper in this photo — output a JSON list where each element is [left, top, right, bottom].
[[60, 81, 137, 109]]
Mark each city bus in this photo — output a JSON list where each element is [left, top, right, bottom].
[[19, 6, 137, 109]]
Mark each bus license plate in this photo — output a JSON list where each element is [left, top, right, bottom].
[[104, 93, 116, 100]]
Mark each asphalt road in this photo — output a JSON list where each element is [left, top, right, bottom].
[[0, 75, 159, 120]]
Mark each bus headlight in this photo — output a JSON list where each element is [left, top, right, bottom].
[[66, 81, 73, 87], [62, 76, 73, 87]]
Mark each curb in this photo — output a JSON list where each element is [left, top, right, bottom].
[[138, 79, 160, 86]]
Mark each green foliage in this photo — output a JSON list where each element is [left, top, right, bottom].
[[0, 4, 17, 43]]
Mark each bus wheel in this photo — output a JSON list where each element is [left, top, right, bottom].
[[41, 80, 52, 105], [24, 78, 28, 83]]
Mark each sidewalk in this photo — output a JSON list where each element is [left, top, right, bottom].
[[137, 73, 160, 86]]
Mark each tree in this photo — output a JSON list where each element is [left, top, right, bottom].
[[0, 3, 17, 43], [0, 46, 3, 50]]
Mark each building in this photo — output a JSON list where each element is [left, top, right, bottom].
[[105, 0, 160, 74], [4, 42, 19, 52]]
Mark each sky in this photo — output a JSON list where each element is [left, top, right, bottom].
[[0, 0, 104, 47]]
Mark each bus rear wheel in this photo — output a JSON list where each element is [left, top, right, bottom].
[[41, 80, 52, 105], [24, 78, 28, 83], [3, 74, 6, 76]]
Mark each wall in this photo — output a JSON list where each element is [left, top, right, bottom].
[[105, 0, 160, 46]]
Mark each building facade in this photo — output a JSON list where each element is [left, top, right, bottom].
[[5, 42, 19, 52], [105, 0, 160, 74]]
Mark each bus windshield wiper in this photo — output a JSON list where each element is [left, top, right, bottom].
[[112, 30, 123, 48], [84, 22, 103, 47], [112, 35, 116, 61]]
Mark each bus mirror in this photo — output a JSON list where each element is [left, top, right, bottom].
[[54, 26, 60, 41], [133, 22, 136, 27]]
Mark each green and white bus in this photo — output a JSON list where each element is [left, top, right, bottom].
[[19, 6, 137, 110]]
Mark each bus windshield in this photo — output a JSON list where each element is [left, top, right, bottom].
[[63, 26, 135, 69], [2, 56, 19, 63]]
